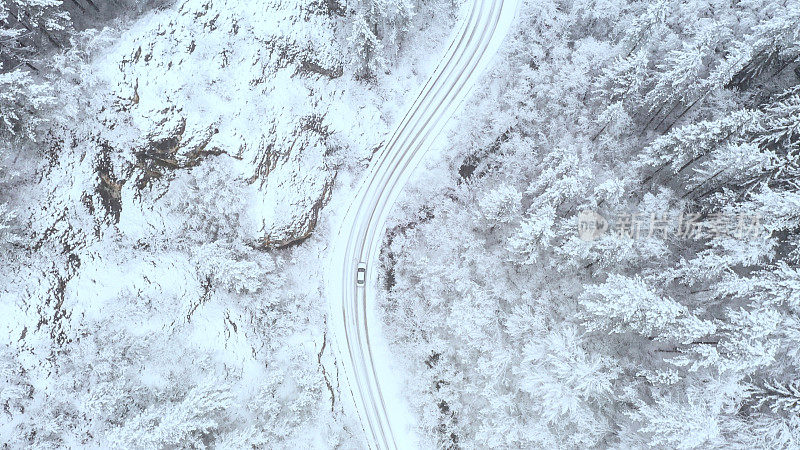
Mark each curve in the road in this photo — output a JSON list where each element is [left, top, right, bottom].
[[328, 0, 519, 448]]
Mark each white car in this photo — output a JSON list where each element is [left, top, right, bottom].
[[356, 262, 367, 286]]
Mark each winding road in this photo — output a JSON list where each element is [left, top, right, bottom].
[[327, 0, 518, 447]]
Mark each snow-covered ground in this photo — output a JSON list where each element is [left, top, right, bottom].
[[4, 0, 800, 448], [0, 0, 458, 447], [325, 0, 519, 446]]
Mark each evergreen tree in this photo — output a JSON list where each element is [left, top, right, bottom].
[[347, 0, 414, 78]]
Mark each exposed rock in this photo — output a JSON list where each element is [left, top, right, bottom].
[[102, 0, 352, 248], [262, 176, 335, 249]]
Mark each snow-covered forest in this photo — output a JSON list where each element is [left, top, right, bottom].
[[380, 0, 800, 448], [2, 0, 800, 448]]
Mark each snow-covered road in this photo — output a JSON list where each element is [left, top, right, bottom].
[[327, 0, 518, 447]]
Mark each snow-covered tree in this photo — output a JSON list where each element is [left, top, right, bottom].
[[0, 0, 71, 69], [346, 0, 414, 78], [0, 68, 55, 138], [582, 274, 716, 344], [379, 0, 800, 447]]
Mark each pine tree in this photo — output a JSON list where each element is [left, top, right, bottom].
[[644, 41, 709, 115], [724, 3, 800, 91], [0, 68, 55, 139], [752, 262, 800, 310], [634, 109, 761, 188], [595, 50, 650, 105], [633, 395, 722, 449], [507, 204, 556, 265], [346, 0, 414, 78], [582, 274, 717, 345], [0, 0, 71, 68], [478, 184, 522, 226], [755, 380, 800, 415], [619, 0, 670, 58], [347, 12, 386, 78]]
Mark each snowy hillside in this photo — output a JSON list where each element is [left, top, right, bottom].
[[0, 0, 456, 446]]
